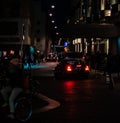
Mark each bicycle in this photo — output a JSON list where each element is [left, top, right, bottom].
[[15, 77, 42, 122], [0, 72, 41, 122]]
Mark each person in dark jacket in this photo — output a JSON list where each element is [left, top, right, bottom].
[[0, 56, 24, 119]]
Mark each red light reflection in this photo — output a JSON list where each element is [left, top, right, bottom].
[[64, 81, 75, 94]]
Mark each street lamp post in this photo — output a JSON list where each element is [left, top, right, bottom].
[[20, 24, 25, 69]]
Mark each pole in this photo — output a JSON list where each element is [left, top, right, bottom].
[[106, 73, 114, 90], [19, 24, 25, 69]]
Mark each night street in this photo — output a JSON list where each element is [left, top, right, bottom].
[[1, 62, 120, 123], [31, 64, 120, 123], [1, 0, 120, 123]]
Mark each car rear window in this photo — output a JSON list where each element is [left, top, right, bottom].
[[62, 58, 83, 64], [63, 52, 84, 59]]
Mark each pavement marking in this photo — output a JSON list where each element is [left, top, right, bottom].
[[33, 93, 61, 113]]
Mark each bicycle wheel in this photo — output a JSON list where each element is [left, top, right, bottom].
[[15, 97, 32, 122]]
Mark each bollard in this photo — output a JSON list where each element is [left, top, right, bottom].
[[106, 74, 114, 90], [106, 74, 110, 84]]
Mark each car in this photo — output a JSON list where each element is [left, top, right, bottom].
[[46, 53, 58, 62], [53, 52, 90, 79]]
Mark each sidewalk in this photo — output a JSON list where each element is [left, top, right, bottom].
[[24, 63, 49, 70], [24, 62, 59, 70], [91, 69, 120, 91]]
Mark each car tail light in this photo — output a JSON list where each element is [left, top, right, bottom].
[[85, 65, 90, 71], [66, 65, 72, 72]]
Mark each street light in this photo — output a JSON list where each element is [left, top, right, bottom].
[[54, 26, 57, 29], [51, 20, 55, 23], [49, 13, 53, 17], [51, 5, 55, 9], [56, 32, 59, 35]]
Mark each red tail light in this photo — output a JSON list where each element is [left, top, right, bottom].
[[66, 65, 72, 72], [85, 65, 90, 71]]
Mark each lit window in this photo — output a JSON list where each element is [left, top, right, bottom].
[[118, 4, 120, 11], [104, 10, 111, 16]]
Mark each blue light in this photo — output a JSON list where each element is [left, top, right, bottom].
[[118, 37, 120, 52], [30, 46, 34, 54], [117, 37, 120, 53], [64, 42, 68, 47]]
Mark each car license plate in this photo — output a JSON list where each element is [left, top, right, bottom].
[[76, 64, 81, 67]]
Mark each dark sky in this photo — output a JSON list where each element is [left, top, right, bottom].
[[45, 0, 71, 27], [44, 0, 72, 39]]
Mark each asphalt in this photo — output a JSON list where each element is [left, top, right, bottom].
[[1, 63, 120, 122], [32, 94, 49, 111], [27, 62, 60, 114], [29, 63, 120, 112], [31, 68, 120, 113], [29, 70, 120, 123]]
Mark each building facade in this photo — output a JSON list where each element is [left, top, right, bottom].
[[31, 0, 52, 57], [0, 0, 32, 58], [65, 0, 120, 55], [0, 0, 50, 62]]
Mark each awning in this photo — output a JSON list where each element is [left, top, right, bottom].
[[63, 23, 120, 38]]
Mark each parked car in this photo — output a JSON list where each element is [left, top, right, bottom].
[[53, 53, 90, 79]]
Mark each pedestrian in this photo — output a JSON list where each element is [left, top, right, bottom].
[[0, 55, 25, 119]]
